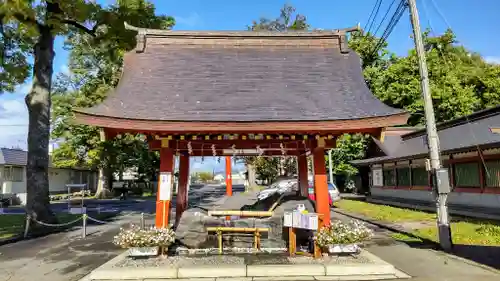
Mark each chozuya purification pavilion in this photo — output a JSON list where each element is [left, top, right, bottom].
[[74, 22, 408, 229]]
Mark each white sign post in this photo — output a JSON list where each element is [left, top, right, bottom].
[[159, 172, 172, 201]]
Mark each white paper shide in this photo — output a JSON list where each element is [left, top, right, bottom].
[[283, 211, 318, 230]]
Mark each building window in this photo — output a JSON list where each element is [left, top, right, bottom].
[[383, 168, 396, 186], [485, 160, 500, 188], [397, 167, 411, 186], [71, 170, 84, 183], [411, 167, 428, 186], [454, 162, 481, 187], [3, 166, 24, 182]]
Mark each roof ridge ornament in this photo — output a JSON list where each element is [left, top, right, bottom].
[[338, 23, 361, 54], [125, 22, 147, 53]]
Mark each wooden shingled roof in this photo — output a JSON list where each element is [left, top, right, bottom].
[[74, 23, 408, 133]]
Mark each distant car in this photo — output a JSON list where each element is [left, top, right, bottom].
[[257, 178, 297, 201], [307, 182, 341, 206]]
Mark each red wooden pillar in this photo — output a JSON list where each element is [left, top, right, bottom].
[[313, 144, 330, 226], [225, 156, 233, 196], [156, 147, 174, 228], [175, 154, 190, 226], [298, 152, 309, 196]]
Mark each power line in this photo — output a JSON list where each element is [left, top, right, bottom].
[[420, 0, 487, 177], [372, 0, 398, 36], [0, 124, 28, 127], [364, 0, 382, 31], [369, 0, 408, 59], [428, 0, 452, 30], [367, 0, 383, 34]]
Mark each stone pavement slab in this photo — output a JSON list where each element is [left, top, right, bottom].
[[79, 249, 407, 281]]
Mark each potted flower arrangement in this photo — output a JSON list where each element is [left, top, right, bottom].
[[113, 225, 176, 257], [315, 220, 372, 254]]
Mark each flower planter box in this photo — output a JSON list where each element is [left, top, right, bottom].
[[128, 247, 159, 257], [327, 244, 360, 254]]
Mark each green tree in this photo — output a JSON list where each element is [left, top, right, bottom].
[[366, 29, 500, 125], [0, 0, 173, 225], [50, 0, 174, 198], [194, 171, 213, 183], [0, 0, 118, 223], [327, 134, 369, 177], [248, 4, 308, 31]]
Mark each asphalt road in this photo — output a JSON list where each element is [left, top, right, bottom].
[[0, 183, 246, 281], [1, 184, 247, 215]]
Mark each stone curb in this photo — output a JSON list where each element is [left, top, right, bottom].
[[80, 249, 410, 281], [334, 208, 500, 275]]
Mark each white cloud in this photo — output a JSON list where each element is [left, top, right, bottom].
[[60, 64, 71, 75], [484, 56, 500, 65], [0, 97, 28, 149], [15, 81, 32, 96], [175, 12, 203, 28]]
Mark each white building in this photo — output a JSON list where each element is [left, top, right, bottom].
[[0, 148, 97, 205]]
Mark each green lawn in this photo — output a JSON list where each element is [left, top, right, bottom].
[[335, 199, 500, 246], [334, 199, 436, 222], [0, 213, 97, 240]]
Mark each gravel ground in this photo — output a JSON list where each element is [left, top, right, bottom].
[[113, 251, 372, 268]]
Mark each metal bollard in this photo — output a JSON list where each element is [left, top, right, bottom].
[[140, 212, 145, 229], [82, 214, 87, 238], [23, 215, 31, 238]]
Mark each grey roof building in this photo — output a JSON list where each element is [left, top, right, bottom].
[[353, 106, 500, 165], [0, 148, 27, 166]]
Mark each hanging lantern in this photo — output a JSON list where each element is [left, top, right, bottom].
[[187, 141, 193, 155], [280, 143, 286, 155]]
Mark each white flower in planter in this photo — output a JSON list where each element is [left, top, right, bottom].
[[113, 225, 176, 249], [314, 220, 373, 249]]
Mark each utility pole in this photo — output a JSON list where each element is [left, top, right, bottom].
[[407, 0, 453, 251]]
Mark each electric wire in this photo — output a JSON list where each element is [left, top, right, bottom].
[[366, 0, 383, 34], [368, 0, 408, 60], [372, 0, 398, 36], [420, 0, 488, 175]]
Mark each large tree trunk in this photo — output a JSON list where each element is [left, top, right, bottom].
[[95, 129, 113, 199], [247, 164, 256, 187], [25, 26, 57, 224]]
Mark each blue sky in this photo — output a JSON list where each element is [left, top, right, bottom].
[[1, 0, 499, 172]]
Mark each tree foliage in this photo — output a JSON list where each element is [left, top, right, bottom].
[[363, 29, 500, 125], [51, 0, 174, 197], [192, 171, 213, 183], [247, 4, 308, 31], [327, 134, 369, 177], [0, 0, 173, 223], [1, 0, 119, 223]]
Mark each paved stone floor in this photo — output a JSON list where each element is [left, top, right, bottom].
[[0, 186, 499, 281]]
